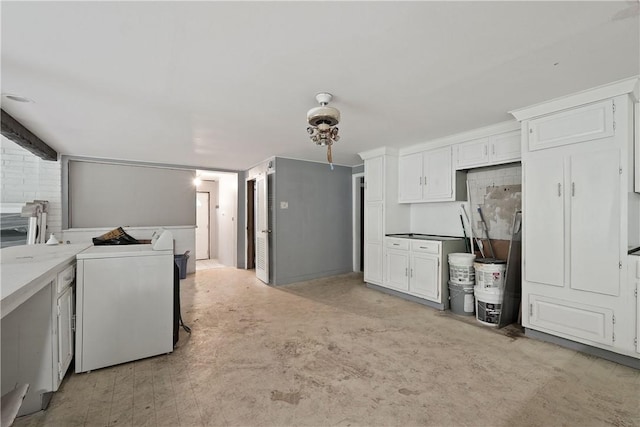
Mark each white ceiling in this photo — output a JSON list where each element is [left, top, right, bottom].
[[1, 1, 638, 171]]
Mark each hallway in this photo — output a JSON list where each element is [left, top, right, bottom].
[[14, 268, 640, 426]]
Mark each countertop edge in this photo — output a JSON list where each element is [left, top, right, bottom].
[[1, 244, 91, 318]]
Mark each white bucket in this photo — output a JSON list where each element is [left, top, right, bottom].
[[448, 253, 476, 284], [474, 286, 503, 327], [474, 259, 506, 290], [448, 281, 475, 316]]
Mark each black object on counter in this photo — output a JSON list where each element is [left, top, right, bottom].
[[92, 227, 140, 245]]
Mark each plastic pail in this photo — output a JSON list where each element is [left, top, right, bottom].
[[474, 286, 503, 327], [448, 253, 476, 284], [448, 281, 475, 316], [474, 258, 506, 289]]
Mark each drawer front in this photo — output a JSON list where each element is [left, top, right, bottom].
[[385, 238, 409, 250], [411, 240, 440, 254], [57, 264, 76, 293], [528, 294, 613, 345]]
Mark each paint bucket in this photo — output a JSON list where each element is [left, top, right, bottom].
[[448, 253, 476, 284], [448, 281, 475, 316], [474, 285, 503, 327], [474, 258, 506, 290]]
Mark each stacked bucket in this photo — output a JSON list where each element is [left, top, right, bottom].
[[473, 259, 506, 326], [447, 253, 476, 316]]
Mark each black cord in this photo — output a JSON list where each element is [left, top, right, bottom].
[[179, 313, 191, 334]]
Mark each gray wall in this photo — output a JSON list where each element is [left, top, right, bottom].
[[67, 159, 195, 228], [352, 164, 364, 175], [272, 158, 352, 285]]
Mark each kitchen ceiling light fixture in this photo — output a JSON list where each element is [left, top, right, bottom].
[[306, 92, 340, 169]]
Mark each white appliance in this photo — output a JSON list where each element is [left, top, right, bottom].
[[75, 229, 174, 373]]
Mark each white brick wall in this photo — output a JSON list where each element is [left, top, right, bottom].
[[1, 136, 62, 237]]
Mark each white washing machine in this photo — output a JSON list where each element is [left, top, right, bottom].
[[75, 230, 174, 373]]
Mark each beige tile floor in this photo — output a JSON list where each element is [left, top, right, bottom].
[[195, 259, 225, 271], [14, 268, 640, 427]]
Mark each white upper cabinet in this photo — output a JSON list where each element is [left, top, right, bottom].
[[526, 99, 614, 151], [365, 155, 384, 202], [424, 147, 453, 200], [398, 152, 423, 202], [399, 146, 465, 203], [455, 130, 521, 170], [455, 137, 489, 169], [489, 130, 521, 164]]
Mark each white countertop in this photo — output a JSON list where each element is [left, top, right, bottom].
[[1, 243, 91, 318]]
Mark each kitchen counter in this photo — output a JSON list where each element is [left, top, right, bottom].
[[1, 243, 91, 318], [385, 233, 463, 242]]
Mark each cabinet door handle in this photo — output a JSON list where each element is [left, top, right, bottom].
[[557, 183, 562, 197], [424, 178, 427, 187], [492, 145, 495, 155], [392, 243, 399, 246], [410, 268, 414, 278], [419, 176, 423, 186], [571, 182, 575, 197], [405, 268, 408, 277]]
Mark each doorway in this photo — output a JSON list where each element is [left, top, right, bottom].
[[196, 192, 210, 260], [246, 179, 255, 269]]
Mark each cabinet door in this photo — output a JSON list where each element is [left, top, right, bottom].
[[398, 153, 423, 202], [364, 203, 384, 284], [365, 156, 384, 202], [410, 253, 439, 301], [524, 155, 565, 287], [570, 149, 621, 296], [423, 147, 452, 200], [527, 99, 614, 151], [56, 286, 73, 383], [455, 138, 489, 169], [489, 130, 521, 164], [364, 243, 383, 284], [385, 250, 409, 291], [364, 203, 383, 245]]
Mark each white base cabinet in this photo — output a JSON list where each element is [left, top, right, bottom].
[[383, 237, 465, 307], [513, 78, 640, 359], [0, 262, 76, 416]]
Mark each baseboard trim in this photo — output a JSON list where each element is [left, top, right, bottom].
[[366, 283, 445, 310], [525, 328, 640, 369]]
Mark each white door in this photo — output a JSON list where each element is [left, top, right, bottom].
[[57, 286, 74, 382], [385, 250, 409, 291], [255, 175, 269, 283], [524, 155, 565, 287], [196, 192, 210, 260], [364, 202, 383, 284], [424, 147, 452, 200], [411, 254, 439, 301], [570, 149, 620, 296], [365, 156, 384, 202], [398, 153, 423, 202]]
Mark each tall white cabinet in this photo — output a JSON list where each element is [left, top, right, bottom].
[[360, 148, 409, 286], [512, 78, 640, 359]]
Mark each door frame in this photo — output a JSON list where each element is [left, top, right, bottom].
[[352, 172, 365, 272], [245, 179, 256, 269], [196, 191, 211, 260]]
